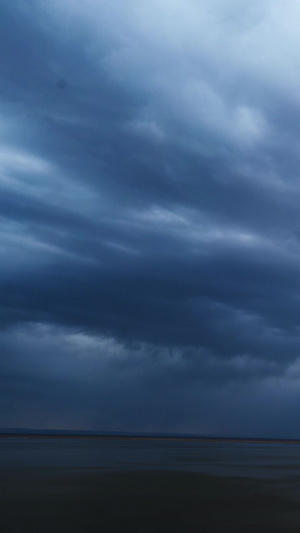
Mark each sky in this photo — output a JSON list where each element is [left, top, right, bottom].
[[1, 0, 300, 438]]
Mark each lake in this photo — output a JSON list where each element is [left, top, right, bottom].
[[1, 438, 300, 531]]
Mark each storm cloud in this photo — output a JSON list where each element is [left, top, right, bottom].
[[1, 0, 300, 437]]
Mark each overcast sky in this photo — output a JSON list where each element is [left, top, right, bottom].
[[2, 1, 300, 437]]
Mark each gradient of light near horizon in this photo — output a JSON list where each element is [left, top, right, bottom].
[[1, 0, 300, 438]]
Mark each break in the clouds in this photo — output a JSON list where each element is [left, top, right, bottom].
[[1, 0, 300, 437]]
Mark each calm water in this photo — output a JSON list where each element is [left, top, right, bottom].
[[1, 438, 300, 532], [1, 438, 300, 479]]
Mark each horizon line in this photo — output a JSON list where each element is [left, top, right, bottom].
[[1, 429, 300, 443]]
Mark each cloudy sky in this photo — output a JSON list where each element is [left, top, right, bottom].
[[2, 0, 300, 437]]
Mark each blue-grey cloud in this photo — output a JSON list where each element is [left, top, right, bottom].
[[1, 0, 300, 437]]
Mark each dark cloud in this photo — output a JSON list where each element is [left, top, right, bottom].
[[1, 0, 300, 437]]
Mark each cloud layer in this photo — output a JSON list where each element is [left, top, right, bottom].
[[1, 0, 300, 436]]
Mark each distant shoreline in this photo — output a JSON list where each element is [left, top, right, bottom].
[[1, 434, 300, 444]]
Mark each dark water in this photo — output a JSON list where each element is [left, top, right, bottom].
[[1, 438, 300, 532]]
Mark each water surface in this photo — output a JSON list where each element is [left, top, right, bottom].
[[1, 438, 300, 532]]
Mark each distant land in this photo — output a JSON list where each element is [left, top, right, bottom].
[[1, 428, 300, 443]]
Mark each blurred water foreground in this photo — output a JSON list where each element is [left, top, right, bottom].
[[1, 437, 300, 532]]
